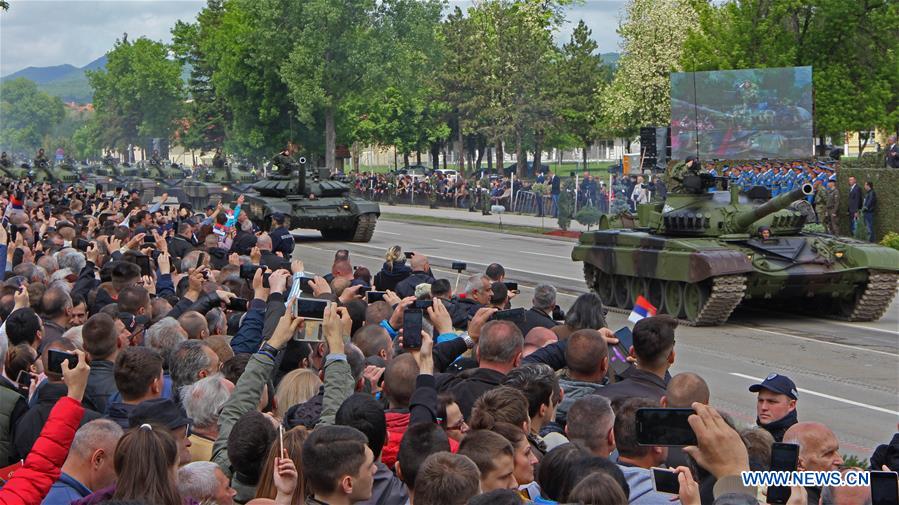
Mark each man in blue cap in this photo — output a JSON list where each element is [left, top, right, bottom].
[[749, 373, 799, 442], [269, 212, 294, 260]]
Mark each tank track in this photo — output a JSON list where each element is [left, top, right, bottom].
[[688, 275, 747, 326], [584, 264, 746, 326], [844, 270, 899, 322], [351, 213, 377, 242]]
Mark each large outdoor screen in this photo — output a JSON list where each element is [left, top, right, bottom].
[[670, 66, 813, 160]]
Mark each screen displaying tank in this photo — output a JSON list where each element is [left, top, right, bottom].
[[670, 66, 813, 160]]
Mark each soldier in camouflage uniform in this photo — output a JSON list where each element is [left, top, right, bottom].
[[480, 174, 492, 215], [34, 148, 49, 169], [387, 171, 397, 205], [467, 176, 477, 212], [813, 181, 827, 225], [823, 179, 839, 235], [666, 155, 700, 194], [271, 148, 294, 175], [428, 173, 438, 208]]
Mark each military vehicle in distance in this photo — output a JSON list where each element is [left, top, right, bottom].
[[572, 174, 899, 325], [240, 157, 379, 242]]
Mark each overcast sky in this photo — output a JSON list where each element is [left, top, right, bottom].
[[0, 0, 625, 77]]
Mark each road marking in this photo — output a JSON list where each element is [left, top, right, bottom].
[[814, 319, 899, 336], [729, 373, 899, 416], [523, 251, 571, 259], [433, 239, 481, 248], [729, 324, 899, 358], [375, 230, 401, 235]]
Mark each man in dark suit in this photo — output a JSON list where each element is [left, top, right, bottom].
[[886, 135, 899, 168], [862, 181, 877, 242], [516, 283, 558, 337], [847, 176, 862, 235], [549, 172, 561, 217]]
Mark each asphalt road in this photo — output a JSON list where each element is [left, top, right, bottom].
[[288, 218, 899, 459]]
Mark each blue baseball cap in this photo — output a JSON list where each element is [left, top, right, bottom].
[[749, 373, 798, 400]]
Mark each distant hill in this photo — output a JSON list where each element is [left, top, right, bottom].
[[601, 52, 620, 68], [1, 55, 107, 103]]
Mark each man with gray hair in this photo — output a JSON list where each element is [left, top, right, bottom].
[[170, 340, 221, 399], [42, 419, 123, 504], [518, 283, 558, 336], [566, 395, 615, 457], [56, 248, 87, 277], [181, 374, 234, 462], [437, 318, 523, 419], [177, 461, 237, 505], [454, 273, 493, 328], [40, 286, 74, 347], [145, 316, 188, 378]]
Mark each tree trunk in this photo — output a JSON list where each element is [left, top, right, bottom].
[[859, 132, 868, 155], [442, 146, 447, 171], [456, 122, 465, 175], [495, 138, 503, 175], [324, 105, 336, 174], [533, 129, 544, 178], [475, 142, 484, 171], [515, 128, 525, 178], [431, 142, 440, 172], [582, 146, 588, 172], [416, 150, 421, 165], [403, 152, 409, 168]]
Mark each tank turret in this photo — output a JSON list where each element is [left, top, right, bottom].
[[730, 184, 813, 232], [240, 155, 380, 242]]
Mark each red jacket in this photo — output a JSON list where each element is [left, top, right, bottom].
[[0, 396, 83, 505], [381, 411, 410, 469]]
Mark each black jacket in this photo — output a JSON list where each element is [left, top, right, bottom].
[[394, 271, 436, 298], [516, 307, 557, 337], [758, 408, 798, 443], [168, 235, 195, 261], [436, 367, 506, 420], [550, 175, 561, 195], [85, 360, 118, 414], [270, 226, 294, 259], [863, 189, 877, 213], [595, 367, 669, 404], [373, 262, 411, 292], [13, 382, 102, 460], [848, 184, 862, 214], [260, 250, 290, 270], [230, 230, 258, 256]]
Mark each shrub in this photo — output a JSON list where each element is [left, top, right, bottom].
[[880, 232, 899, 251], [575, 205, 602, 230], [557, 179, 575, 231]]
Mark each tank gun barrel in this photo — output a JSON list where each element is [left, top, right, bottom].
[[733, 183, 813, 231]]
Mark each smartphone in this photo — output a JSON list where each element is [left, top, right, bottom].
[[635, 408, 696, 446], [766, 443, 800, 504], [197, 251, 209, 268], [414, 300, 433, 310], [403, 309, 423, 349], [367, 291, 387, 303], [239, 264, 262, 280], [404, 251, 414, 259], [491, 307, 525, 322], [295, 298, 327, 320], [227, 298, 249, 312], [47, 349, 78, 374], [14, 370, 31, 390], [74, 238, 91, 252], [452, 261, 467, 271], [609, 326, 634, 376], [143, 234, 156, 244], [135, 255, 152, 277], [871, 471, 899, 505], [651, 467, 680, 495], [299, 276, 316, 294], [503, 281, 518, 292]]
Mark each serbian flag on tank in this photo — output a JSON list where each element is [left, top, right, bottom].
[[628, 296, 657, 324]]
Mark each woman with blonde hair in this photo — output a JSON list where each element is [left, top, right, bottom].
[[255, 427, 307, 505], [274, 369, 322, 418], [373, 245, 411, 292]]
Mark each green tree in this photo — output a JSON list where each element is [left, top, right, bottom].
[[683, 0, 899, 144], [558, 20, 608, 171], [171, 0, 230, 154], [600, 0, 698, 143], [87, 35, 185, 153], [0, 78, 65, 152]]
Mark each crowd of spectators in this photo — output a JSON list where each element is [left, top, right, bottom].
[[0, 177, 895, 505]]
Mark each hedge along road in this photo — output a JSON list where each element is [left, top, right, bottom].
[[287, 218, 899, 459]]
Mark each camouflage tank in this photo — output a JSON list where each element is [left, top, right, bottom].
[[240, 157, 379, 242], [28, 159, 80, 185], [573, 173, 899, 325]]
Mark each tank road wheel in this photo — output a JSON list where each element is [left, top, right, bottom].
[[611, 275, 629, 309], [351, 213, 378, 242], [647, 279, 664, 310], [682, 283, 710, 323], [663, 281, 684, 317], [836, 271, 899, 321], [589, 267, 614, 305]]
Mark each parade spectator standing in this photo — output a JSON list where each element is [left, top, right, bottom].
[[549, 172, 561, 218], [598, 316, 676, 403], [783, 422, 844, 505], [862, 181, 877, 242], [847, 176, 862, 235], [887, 135, 899, 168], [749, 373, 799, 442]]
